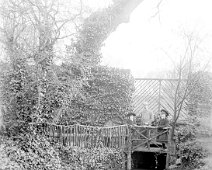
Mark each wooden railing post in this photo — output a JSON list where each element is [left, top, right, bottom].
[[127, 125, 132, 170], [121, 149, 126, 170], [147, 128, 151, 149], [166, 128, 172, 169]]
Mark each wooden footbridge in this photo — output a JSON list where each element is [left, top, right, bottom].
[[32, 122, 175, 170]]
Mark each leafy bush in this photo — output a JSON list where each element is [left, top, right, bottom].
[[1, 134, 124, 170], [175, 125, 207, 169], [179, 141, 207, 169], [61, 66, 135, 126], [196, 163, 212, 170], [56, 144, 124, 170], [1, 60, 36, 137], [3, 134, 61, 170], [176, 124, 196, 143], [0, 141, 22, 170]]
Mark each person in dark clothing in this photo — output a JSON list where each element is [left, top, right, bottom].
[[158, 109, 169, 127], [157, 109, 170, 148]]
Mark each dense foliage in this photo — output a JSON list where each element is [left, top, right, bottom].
[[0, 62, 84, 135], [0, 0, 138, 169], [179, 141, 206, 169], [1, 59, 35, 137], [59, 66, 134, 125], [187, 71, 212, 117], [57, 145, 124, 170], [0, 134, 61, 170], [175, 123, 207, 169], [69, 0, 140, 65], [0, 138, 22, 170], [1, 62, 134, 128], [0, 135, 124, 170]]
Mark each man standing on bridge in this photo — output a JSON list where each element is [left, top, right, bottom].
[[137, 102, 154, 125]]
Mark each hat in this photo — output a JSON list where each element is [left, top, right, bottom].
[[126, 112, 136, 117], [161, 109, 169, 117]]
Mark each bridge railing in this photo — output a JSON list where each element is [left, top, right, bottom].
[[130, 125, 171, 151], [30, 123, 173, 152]]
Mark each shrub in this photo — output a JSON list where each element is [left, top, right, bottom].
[[175, 125, 207, 169], [3, 134, 61, 170], [0, 139, 23, 170], [179, 141, 207, 169], [61, 66, 135, 126], [56, 144, 124, 170]]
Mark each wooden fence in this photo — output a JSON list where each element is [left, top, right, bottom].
[[32, 123, 173, 150], [33, 123, 129, 148], [132, 78, 187, 119]]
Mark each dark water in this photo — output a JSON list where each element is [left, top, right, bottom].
[[132, 151, 166, 170]]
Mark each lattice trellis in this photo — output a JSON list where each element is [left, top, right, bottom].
[[132, 79, 188, 120]]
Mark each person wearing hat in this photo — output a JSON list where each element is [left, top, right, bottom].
[[126, 112, 136, 125], [157, 109, 170, 148], [158, 109, 169, 127]]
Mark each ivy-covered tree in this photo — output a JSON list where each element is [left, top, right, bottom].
[[70, 0, 144, 65], [1, 58, 35, 136], [0, 0, 140, 132], [0, 0, 85, 131], [63, 0, 141, 125], [0, 1, 146, 169]]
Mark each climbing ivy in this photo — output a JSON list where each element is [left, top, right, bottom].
[[56, 144, 124, 170], [69, 0, 140, 65], [0, 1, 137, 169], [1, 59, 35, 137], [58, 66, 135, 126]]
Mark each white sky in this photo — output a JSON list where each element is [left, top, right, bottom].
[[101, 0, 212, 78], [1, 0, 212, 78]]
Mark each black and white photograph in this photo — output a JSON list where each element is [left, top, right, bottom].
[[0, 0, 211, 170]]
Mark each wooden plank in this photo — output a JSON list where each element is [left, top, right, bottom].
[[166, 128, 172, 169], [134, 146, 168, 153], [135, 78, 187, 81], [76, 125, 79, 146], [119, 126, 121, 148], [84, 126, 88, 147], [60, 126, 63, 145], [78, 126, 81, 147], [68, 127, 71, 146], [73, 125, 76, 146]]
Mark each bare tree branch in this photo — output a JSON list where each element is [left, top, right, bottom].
[[152, 0, 164, 21], [169, 32, 211, 140]]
